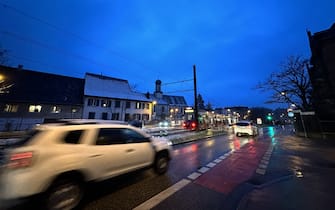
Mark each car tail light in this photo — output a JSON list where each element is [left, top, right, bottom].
[[7, 151, 34, 169], [191, 122, 196, 128]]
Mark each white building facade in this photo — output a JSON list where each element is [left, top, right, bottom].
[[83, 73, 153, 122]]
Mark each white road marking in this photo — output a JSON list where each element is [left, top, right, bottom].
[[188, 172, 202, 180], [256, 168, 266, 175], [198, 167, 210, 173], [259, 163, 268, 169], [134, 150, 237, 209], [214, 159, 222, 163], [219, 155, 226, 160], [133, 179, 191, 210], [261, 159, 269, 165], [206, 162, 217, 168]]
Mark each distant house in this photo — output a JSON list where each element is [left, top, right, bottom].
[[150, 80, 188, 122], [0, 65, 84, 131], [83, 73, 152, 122]]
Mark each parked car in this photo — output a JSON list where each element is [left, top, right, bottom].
[[233, 120, 258, 136], [0, 121, 172, 210]]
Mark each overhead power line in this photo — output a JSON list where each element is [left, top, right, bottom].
[[1, 30, 115, 69], [162, 79, 193, 86], [0, 2, 150, 70], [164, 89, 194, 94]]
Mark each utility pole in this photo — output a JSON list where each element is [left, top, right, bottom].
[[193, 65, 199, 131]]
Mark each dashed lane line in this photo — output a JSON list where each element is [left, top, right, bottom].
[[133, 179, 191, 210], [188, 172, 202, 180]]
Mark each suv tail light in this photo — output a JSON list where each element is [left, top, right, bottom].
[[7, 151, 33, 169], [191, 122, 196, 128]]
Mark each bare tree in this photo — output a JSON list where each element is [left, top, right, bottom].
[[256, 55, 312, 111]]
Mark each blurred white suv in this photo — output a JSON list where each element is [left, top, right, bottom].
[[233, 120, 258, 136], [0, 121, 172, 210]]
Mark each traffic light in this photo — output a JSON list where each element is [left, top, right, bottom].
[[266, 114, 273, 120]]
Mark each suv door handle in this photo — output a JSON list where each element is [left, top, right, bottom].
[[89, 154, 102, 158], [126, 149, 135, 153]]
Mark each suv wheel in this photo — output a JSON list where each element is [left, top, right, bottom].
[[45, 178, 83, 210], [154, 154, 169, 174]]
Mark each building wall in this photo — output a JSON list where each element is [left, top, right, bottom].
[[83, 97, 152, 122], [308, 23, 335, 121], [0, 102, 82, 131]]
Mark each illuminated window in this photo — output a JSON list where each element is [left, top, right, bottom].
[[136, 102, 141, 109], [101, 100, 107, 107], [51, 106, 61, 113], [4, 104, 18, 112], [145, 103, 149, 109], [29, 105, 42, 113]]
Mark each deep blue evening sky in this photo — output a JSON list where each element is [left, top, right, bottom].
[[1, 0, 334, 109]]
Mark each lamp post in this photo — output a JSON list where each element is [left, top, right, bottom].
[[152, 100, 157, 120]]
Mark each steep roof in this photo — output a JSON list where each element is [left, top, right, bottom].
[[162, 95, 188, 105], [0, 65, 84, 105], [84, 73, 151, 102]]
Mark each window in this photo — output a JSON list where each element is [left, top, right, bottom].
[[145, 103, 149, 109], [101, 100, 111, 108], [29, 105, 42, 113], [88, 99, 99, 106], [102, 112, 108, 120], [95, 128, 149, 145], [94, 99, 100, 106], [87, 99, 93, 106], [88, 112, 95, 119], [162, 106, 165, 113], [142, 114, 149, 121], [136, 102, 140, 109], [123, 129, 149, 143], [115, 100, 121, 108], [96, 128, 126, 145], [125, 113, 130, 121], [111, 113, 119, 120], [126, 101, 131, 108], [4, 104, 18, 112], [133, 113, 141, 120], [101, 100, 107, 107], [51, 106, 61, 113], [63, 130, 83, 144]]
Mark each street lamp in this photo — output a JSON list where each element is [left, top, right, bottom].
[[151, 101, 157, 120]]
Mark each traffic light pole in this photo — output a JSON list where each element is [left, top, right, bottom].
[[193, 65, 199, 131]]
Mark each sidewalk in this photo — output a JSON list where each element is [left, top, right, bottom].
[[238, 134, 335, 210]]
